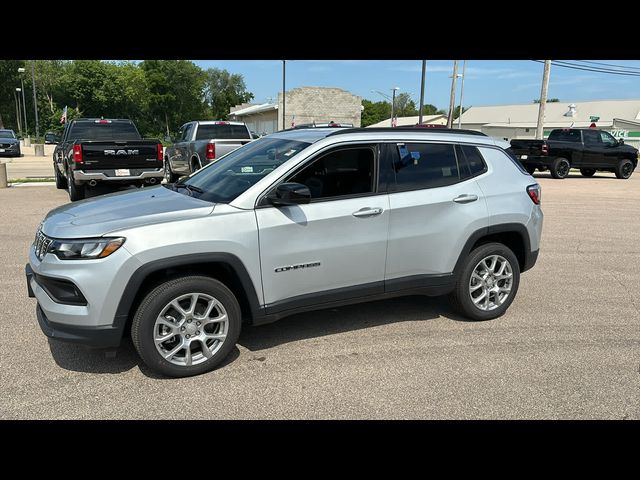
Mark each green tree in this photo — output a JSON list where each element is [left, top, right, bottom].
[[204, 68, 254, 120], [361, 99, 391, 127], [393, 93, 418, 117], [0, 60, 26, 131], [140, 60, 207, 137], [420, 104, 447, 115], [452, 105, 469, 121]]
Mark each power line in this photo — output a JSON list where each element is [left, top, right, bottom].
[[573, 60, 640, 72], [532, 60, 640, 77]]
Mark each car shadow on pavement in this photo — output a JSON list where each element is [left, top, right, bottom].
[[532, 173, 619, 179], [238, 294, 468, 352], [48, 337, 139, 374]]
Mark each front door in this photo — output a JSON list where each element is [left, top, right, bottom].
[[255, 144, 389, 312]]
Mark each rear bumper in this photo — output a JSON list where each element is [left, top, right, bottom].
[[36, 303, 123, 348], [518, 156, 553, 167], [73, 168, 163, 182]]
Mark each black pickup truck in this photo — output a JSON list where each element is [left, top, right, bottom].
[[53, 118, 164, 201], [510, 128, 638, 179]]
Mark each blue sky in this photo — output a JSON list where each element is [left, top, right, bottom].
[[194, 60, 640, 109]]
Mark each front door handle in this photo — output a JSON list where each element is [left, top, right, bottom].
[[352, 207, 384, 218], [453, 194, 478, 204]]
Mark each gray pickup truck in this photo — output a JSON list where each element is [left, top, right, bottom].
[[164, 121, 253, 182]]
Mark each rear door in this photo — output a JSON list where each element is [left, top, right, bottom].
[[255, 143, 390, 312], [384, 142, 489, 289], [582, 129, 606, 166]]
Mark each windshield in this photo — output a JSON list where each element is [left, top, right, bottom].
[[175, 136, 311, 203], [0, 130, 16, 139], [67, 122, 141, 141]]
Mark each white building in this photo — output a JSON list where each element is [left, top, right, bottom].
[[366, 114, 447, 128], [456, 99, 640, 148]]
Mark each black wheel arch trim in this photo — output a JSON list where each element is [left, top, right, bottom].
[[453, 223, 536, 276], [112, 253, 264, 341]]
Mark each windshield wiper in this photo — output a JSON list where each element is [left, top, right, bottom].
[[172, 183, 204, 195]]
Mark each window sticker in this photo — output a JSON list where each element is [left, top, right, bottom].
[[241, 166, 254, 173]]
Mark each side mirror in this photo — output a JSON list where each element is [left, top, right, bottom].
[[267, 182, 311, 206], [618, 138, 624, 145]]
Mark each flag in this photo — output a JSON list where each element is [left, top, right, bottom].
[[60, 105, 67, 124], [291, 115, 295, 128]]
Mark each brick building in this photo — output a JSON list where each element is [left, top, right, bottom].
[[229, 86, 363, 135]]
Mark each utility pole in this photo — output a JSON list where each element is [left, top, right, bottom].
[[282, 60, 286, 130], [418, 60, 426, 124], [536, 60, 551, 139], [457, 60, 467, 129], [447, 60, 459, 128], [31, 61, 40, 142], [391, 87, 399, 127]]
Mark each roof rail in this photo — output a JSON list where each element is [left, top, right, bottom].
[[326, 127, 487, 137]]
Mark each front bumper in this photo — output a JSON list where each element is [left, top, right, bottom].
[[36, 303, 123, 347], [73, 168, 163, 182]]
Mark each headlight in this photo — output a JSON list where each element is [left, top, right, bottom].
[[48, 237, 125, 260]]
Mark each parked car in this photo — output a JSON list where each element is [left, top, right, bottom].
[[0, 129, 21, 157], [27, 127, 543, 377], [53, 118, 164, 201], [44, 132, 61, 144], [510, 128, 639, 179], [164, 121, 253, 182]]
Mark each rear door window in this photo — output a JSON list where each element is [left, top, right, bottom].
[[392, 143, 460, 191]]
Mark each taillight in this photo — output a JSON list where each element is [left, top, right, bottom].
[[541, 144, 549, 156], [157, 143, 164, 162], [527, 184, 541, 205], [206, 142, 215, 160], [73, 144, 83, 164]]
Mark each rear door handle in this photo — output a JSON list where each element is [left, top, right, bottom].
[[352, 207, 384, 218], [453, 194, 478, 204]]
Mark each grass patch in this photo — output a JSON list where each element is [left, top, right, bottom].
[[10, 177, 55, 183]]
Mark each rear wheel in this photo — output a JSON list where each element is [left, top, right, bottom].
[[448, 242, 521, 321], [131, 275, 242, 377], [550, 157, 570, 179], [55, 164, 67, 189], [615, 159, 634, 179], [580, 168, 596, 177], [164, 161, 178, 183], [525, 165, 536, 175], [66, 165, 85, 201], [190, 158, 201, 174]]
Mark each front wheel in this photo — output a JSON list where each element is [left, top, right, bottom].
[[550, 157, 570, 179], [131, 275, 242, 377], [580, 168, 596, 177], [448, 242, 521, 321], [615, 159, 634, 179], [55, 164, 67, 189]]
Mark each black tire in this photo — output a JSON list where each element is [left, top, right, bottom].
[[164, 161, 178, 183], [580, 168, 596, 177], [448, 242, 521, 321], [131, 275, 241, 378], [615, 159, 634, 179], [55, 164, 67, 189], [525, 165, 536, 175], [550, 157, 570, 179], [190, 158, 201, 174], [66, 165, 85, 201]]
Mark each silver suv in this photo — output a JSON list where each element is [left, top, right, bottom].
[[26, 128, 543, 377]]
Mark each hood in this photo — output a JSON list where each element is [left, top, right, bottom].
[[42, 185, 215, 238]]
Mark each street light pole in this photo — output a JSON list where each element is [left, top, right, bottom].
[[31, 62, 40, 142], [390, 87, 399, 127], [14, 90, 22, 135], [418, 60, 426, 124], [457, 60, 467, 129], [18, 68, 28, 137]]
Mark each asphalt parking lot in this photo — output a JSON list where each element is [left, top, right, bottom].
[[1, 172, 639, 419]]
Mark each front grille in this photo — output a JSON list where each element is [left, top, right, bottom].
[[0, 143, 14, 148], [34, 228, 53, 261]]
